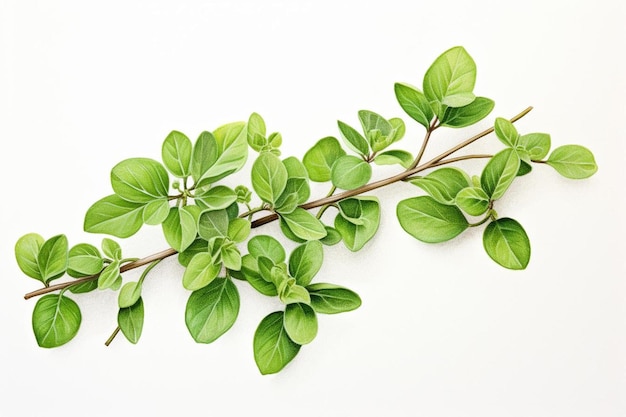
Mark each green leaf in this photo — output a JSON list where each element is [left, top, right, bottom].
[[546, 145, 598, 179], [98, 260, 120, 290], [143, 198, 170, 225], [197, 122, 248, 185], [183, 252, 221, 291], [84, 195, 145, 238], [373, 150, 413, 169], [279, 217, 307, 243], [185, 277, 240, 343], [337, 121, 369, 156], [191, 131, 219, 183], [162, 130, 193, 178], [15, 233, 45, 280], [241, 254, 277, 296], [307, 283, 362, 314], [389, 118, 406, 143], [197, 209, 229, 241], [358, 110, 394, 152], [247, 235, 285, 264], [481, 149, 521, 200], [251, 152, 288, 205], [277, 177, 310, 206], [284, 303, 318, 345], [68, 280, 98, 294], [38, 235, 68, 283], [268, 132, 282, 148], [67, 243, 103, 277], [455, 187, 490, 216], [162, 207, 197, 252], [32, 294, 81, 348], [274, 190, 300, 214], [331, 155, 372, 190], [254, 311, 301, 375], [111, 158, 169, 203], [394, 82, 434, 129], [518, 133, 551, 160], [118, 298, 144, 344], [194, 185, 236, 211], [397, 196, 468, 243], [118, 281, 142, 308], [302, 136, 346, 182], [517, 160, 532, 177], [282, 156, 308, 178], [280, 208, 327, 241], [101, 238, 122, 260], [439, 97, 494, 128], [494, 117, 519, 147], [483, 218, 531, 270], [288, 240, 323, 286], [334, 197, 380, 251], [409, 167, 471, 205], [247, 112, 267, 151], [221, 243, 242, 271], [227, 218, 251, 243], [178, 238, 208, 267], [320, 226, 342, 246], [423, 46, 477, 117]]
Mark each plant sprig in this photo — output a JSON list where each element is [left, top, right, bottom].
[[15, 46, 597, 374]]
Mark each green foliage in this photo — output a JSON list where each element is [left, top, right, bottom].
[[15, 46, 597, 375]]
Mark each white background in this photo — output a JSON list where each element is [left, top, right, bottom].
[[1, 1, 624, 416]]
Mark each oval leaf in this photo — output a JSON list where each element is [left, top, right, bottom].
[[191, 131, 219, 182], [197, 209, 229, 241], [197, 122, 248, 185], [183, 252, 221, 291], [337, 121, 369, 156], [307, 283, 362, 314], [162, 130, 193, 178], [194, 185, 237, 210], [302, 136, 346, 182], [439, 97, 494, 128], [185, 278, 240, 343], [162, 207, 197, 252], [480, 149, 521, 200], [118, 298, 144, 344], [111, 158, 169, 203], [288, 240, 323, 286], [251, 152, 288, 205], [143, 199, 170, 225], [546, 145, 598, 179], [397, 196, 468, 243], [394, 82, 433, 129], [32, 294, 81, 348], [494, 117, 519, 147], [253, 311, 301, 375], [38, 235, 68, 283], [15, 233, 44, 280], [280, 208, 327, 241], [331, 155, 372, 190], [483, 218, 531, 270], [334, 197, 380, 251], [284, 303, 318, 345], [409, 167, 471, 205], [84, 195, 145, 238], [455, 187, 490, 216], [68, 243, 103, 277], [118, 281, 142, 308], [247, 235, 286, 264]]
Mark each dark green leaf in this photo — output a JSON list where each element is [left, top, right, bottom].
[[284, 303, 318, 345], [15, 233, 44, 281], [288, 240, 323, 286], [253, 311, 300, 375], [84, 195, 145, 238], [397, 196, 468, 243], [302, 136, 346, 182], [162, 130, 193, 178], [483, 218, 531, 270], [111, 158, 169, 203], [440, 97, 494, 128], [118, 298, 144, 344], [185, 278, 240, 343], [307, 283, 362, 314], [394, 82, 434, 129], [320, 226, 342, 246], [280, 208, 327, 241], [546, 145, 598, 179], [334, 197, 380, 251], [480, 149, 520, 200], [240, 254, 277, 296], [373, 150, 413, 169], [409, 167, 471, 205], [32, 294, 81, 348], [38, 235, 68, 283], [331, 155, 372, 190]]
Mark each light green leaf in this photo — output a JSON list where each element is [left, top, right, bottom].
[[15, 233, 45, 280], [282, 156, 308, 179], [191, 131, 219, 183], [274, 190, 300, 214], [38, 235, 68, 283], [331, 155, 372, 190], [183, 252, 221, 291], [494, 117, 519, 147], [280, 208, 327, 241], [439, 97, 494, 128], [307, 283, 362, 314], [373, 150, 413, 169], [98, 260, 120, 290], [268, 132, 282, 148], [337, 120, 369, 156], [247, 235, 285, 264], [254, 311, 301, 375], [197, 209, 229, 241], [143, 198, 170, 225], [241, 254, 277, 296], [227, 218, 251, 243], [185, 277, 240, 343], [67, 243, 103, 277], [162, 130, 193, 178], [162, 207, 197, 252], [455, 187, 490, 216], [247, 112, 267, 151], [302, 136, 346, 182], [251, 152, 288, 205], [423, 46, 477, 117], [32, 294, 81, 348], [358, 110, 394, 152], [279, 217, 307, 243], [409, 167, 471, 205], [101, 238, 121, 260], [320, 226, 342, 246], [481, 149, 521, 200], [518, 133, 551, 160], [194, 185, 237, 210], [394, 82, 434, 129], [118, 298, 144, 344], [280, 282, 311, 305], [284, 303, 318, 345], [118, 281, 142, 308], [111, 158, 169, 203], [389, 118, 406, 143], [334, 197, 380, 251], [221, 243, 242, 271], [483, 218, 531, 270], [84, 194, 145, 238], [289, 241, 323, 286], [397, 196, 468, 243], [277, 177, 310, 206], [178, 238, 208, 267], [197, 122, 248, 185], [546, 145, 598, 179]]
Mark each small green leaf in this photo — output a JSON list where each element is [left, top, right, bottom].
[[15, 233, 45, 280], [247, 112, 267, 151], [389, 118, 406, 143], [67, 243, 103, 277], [118, 281, 142, 308], [111, 158, 169, 203], [118, 298, 144, 344], [307, 283, 362, 314], [334, 197, 380, 251], [409, 167, 471, 205], [251, 152, 288, 205], [247, 235, 286, 264], [274, 190, 300, 214], [183, 252, 221, 291], [194, 185, 237, 210], [98, 260, 121, 290], [162, 207, 197, 252], [394, 82, 434, 129], [284, 303, 318, 345], [69, 280, 98, 294], [101, 238, 122, 260], [221, 243, 242, 271], [240, 255, 277, 296], [197, 122, 248, 185], [439, 97, 494, 128], [143, 198, 170, 225], [358, 110, 394, 152], [518, 133, 551, 160], [337, 120, 369, 156], [162, 130, 193, 178], [480, 149, 521, 200], [280, 282, 311, 305], [320, 226, 342, 246], [494, 117, 519, 147], [268, 132, 282, 148], [397, 196, 468, 243], [483, 218, 531, 270], [331, 155, 372, 190], [197, 209, 229, 241], [185, 277, 240, 344], [455, 187, 490, 216], [302, 136, 346, 182], [289, 240, 323, 286], [373, 150, 413, 169], [517, 160, 532, 177], [254, 311, 301, 375], [178, 238, 208, 267], [191, 131, 219, 183], [84, 195, 145, 238], [280, 208, 327, 241], [279, 217, 307, 243], [227, 218, 251, 243], [546, 145, 598, 179], [282, 156, 308, 179], [278, 177, 310, 205], [38, 235, 68, 283], [32, 294, 81, 348]]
